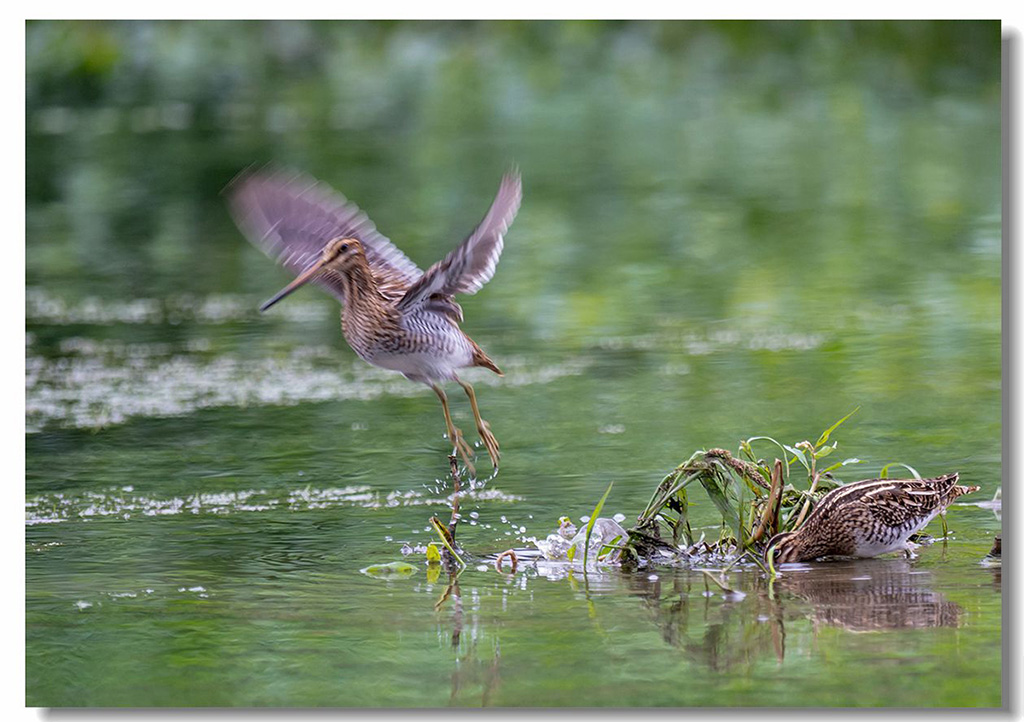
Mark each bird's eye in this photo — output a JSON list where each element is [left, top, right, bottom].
[[340, 243, 349, 253]]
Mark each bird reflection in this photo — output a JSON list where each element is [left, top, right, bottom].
[[624, 559, 964, 670], [776, 559, 963, 632]]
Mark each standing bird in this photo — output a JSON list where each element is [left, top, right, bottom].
[[227, 167, 521, 474], [766, 473, 979, 564]]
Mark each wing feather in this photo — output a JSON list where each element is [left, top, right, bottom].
[[226, 165, 423, 303], [397, 171, 521, 312]]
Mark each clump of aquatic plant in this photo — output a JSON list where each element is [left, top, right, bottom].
[[623, 409, 865, 565]]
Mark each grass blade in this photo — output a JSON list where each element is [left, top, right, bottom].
[[582, 482, 614, 569], [880, 462, 921, 480], [823, 456, 862, 474], [745, 436, 792, 477], [698, 470, 741, 543], [783, 444, 810, 473], [429, 516, 465, 567], [815, 407, 860, 447]]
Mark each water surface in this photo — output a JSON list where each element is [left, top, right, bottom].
[[26, 20, 1001, 707]]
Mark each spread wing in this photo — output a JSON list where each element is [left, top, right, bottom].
[[226, 166, 423, 303], [396, 171, 521, 313]]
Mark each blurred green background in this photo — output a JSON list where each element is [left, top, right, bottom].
[[26, 21, 1001, 707]]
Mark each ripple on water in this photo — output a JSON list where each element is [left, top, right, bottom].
[[26, 338, 591, 432], [26, 287, 328, 326], [25, 485, 521, 525]]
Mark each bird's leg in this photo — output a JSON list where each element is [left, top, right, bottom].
[[903, 540, 920, 560], [431, 384, 475, 475], [456, 377, 500, 470]]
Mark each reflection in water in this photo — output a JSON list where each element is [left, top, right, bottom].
[[435, 571, 503, 706], [981, 535, 1001, 589], [626, 571, 786, 671], [777, 559, 963, 632], [625, 559, 964, 670]]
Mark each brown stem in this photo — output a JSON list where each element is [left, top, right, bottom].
[[750, 459, 784, 543], [792, 471, 821, 529], [494, 549, 518, 574], [448, 454, 461, 543]]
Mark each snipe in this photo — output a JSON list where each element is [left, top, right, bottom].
[[227, 167, 521, 474], [766, 473, 979, 564]]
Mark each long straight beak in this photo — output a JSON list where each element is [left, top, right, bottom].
[[260, 257, 329, 312]]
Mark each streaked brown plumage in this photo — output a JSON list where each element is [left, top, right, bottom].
[[766, 473, 979, 564], [226, 166, 521, 474]]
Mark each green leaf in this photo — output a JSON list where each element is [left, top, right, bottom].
[[429, 517, 465, 567], [783, 445, 810, 473], [815, 407, 860, 448], [746, 436, 790, 465], [599, 535, 623, 559], [583, 482, 614, 569], [813, 442, 837, 459], [698, 472, 741, 543], [822, 457, 862, 473], [426, 543, 441, 563], [745, 436, 793, 481], [880, 462, 921, 480], [360, 561, 417, 577], [672, 485, 692, 546]]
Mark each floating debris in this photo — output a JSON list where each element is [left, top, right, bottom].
[[981, 535, 1001, 567], [361, 561, 417, 577]]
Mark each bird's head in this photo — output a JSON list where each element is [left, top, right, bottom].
[[320, 237, 364, 267], [260, 237, 362, 311], [765, 531, 802, 566]]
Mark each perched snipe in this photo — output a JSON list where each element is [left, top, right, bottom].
[[766, 473, 979, 564], [227, 167, 521, 473]]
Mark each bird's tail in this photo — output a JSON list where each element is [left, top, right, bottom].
[[937, 472, 980, 502], [471, 340, 503, 376]]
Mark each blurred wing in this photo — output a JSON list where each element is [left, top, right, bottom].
[[226, 166, 423, 303], [397, 171, 521, 312]]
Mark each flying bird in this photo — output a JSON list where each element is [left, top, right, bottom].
[[227, 167, 521, 474]]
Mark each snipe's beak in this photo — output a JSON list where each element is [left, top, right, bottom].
[[260, 256, 329, 312]]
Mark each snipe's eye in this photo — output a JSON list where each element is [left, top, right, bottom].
[[340, 243, 349, 253]]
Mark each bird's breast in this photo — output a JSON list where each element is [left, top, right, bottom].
[[340, 309, 474, 381]]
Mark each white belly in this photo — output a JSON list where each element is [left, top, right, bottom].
[[368, 348, 474, 383]]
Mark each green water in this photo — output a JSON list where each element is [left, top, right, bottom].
[[26, 21, 1002, 707]]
